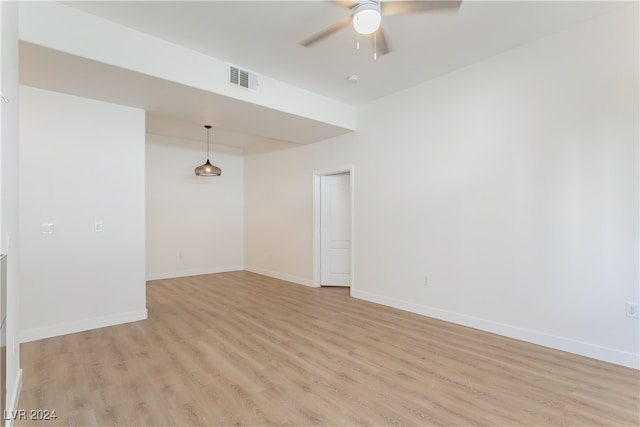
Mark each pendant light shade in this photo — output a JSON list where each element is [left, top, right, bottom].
[[195, 125, 221, 177]]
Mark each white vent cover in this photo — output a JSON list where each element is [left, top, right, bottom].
[[229, 65, 259, 92]]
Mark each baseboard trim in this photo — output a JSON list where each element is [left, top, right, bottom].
[[146, 265, 244, 281], [351, 289, 639, 370], [244, 266, 315, 287], [19, 309, 148, 344], [5, 368, 23, 427]]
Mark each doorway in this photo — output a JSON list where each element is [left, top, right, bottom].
[[314, 168, 353, 288]]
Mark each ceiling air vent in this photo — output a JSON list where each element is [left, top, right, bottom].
[[229, 65, 259, 92]]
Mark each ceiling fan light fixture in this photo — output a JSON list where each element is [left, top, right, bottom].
[[352, 1, 381, 35], [195, 125, 222, 177]]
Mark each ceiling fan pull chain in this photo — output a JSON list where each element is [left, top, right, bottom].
[[374, 32, 377, 60]]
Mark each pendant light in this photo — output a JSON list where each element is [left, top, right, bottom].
[[195, 125, 221, 176]]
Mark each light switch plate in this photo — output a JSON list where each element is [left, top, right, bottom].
[[41, 223, 56, 234]]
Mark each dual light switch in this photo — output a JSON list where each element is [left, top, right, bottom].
[[41, 221, 104, 234]]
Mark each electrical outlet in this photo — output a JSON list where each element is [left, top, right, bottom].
[[625, 302, 639, 319]]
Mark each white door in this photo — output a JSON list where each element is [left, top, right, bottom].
[[320, 173, 351, 286]]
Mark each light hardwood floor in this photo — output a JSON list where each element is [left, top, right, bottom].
[[16, 271, 639, 426]]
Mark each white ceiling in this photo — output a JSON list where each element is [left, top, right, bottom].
[[21, 1, 626, 148]]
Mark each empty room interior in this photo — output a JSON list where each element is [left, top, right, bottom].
[[1, 0, 639, 426]]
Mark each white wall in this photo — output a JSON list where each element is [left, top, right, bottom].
[[1, 0, 22, 415], [244, 6, 639, 368], [19, 86, 147, 342], [146, 133, 244, 279], [245, 138, 355, 285]]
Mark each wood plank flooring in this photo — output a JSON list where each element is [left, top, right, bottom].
[[16, 271, 640, 426]]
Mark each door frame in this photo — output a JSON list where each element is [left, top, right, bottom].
[[313, 165, 355, 290]]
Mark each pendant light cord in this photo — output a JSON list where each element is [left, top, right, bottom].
[[205, 124, 212, 161]]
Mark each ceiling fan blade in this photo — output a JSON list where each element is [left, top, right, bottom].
[[381, 0, 462, 16], [299, 15, 353, 47], [373, 26, 391, 57], [330, 0, 359, 9]]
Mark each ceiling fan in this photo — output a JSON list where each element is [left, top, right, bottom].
[[299, 0, 462, 57]]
